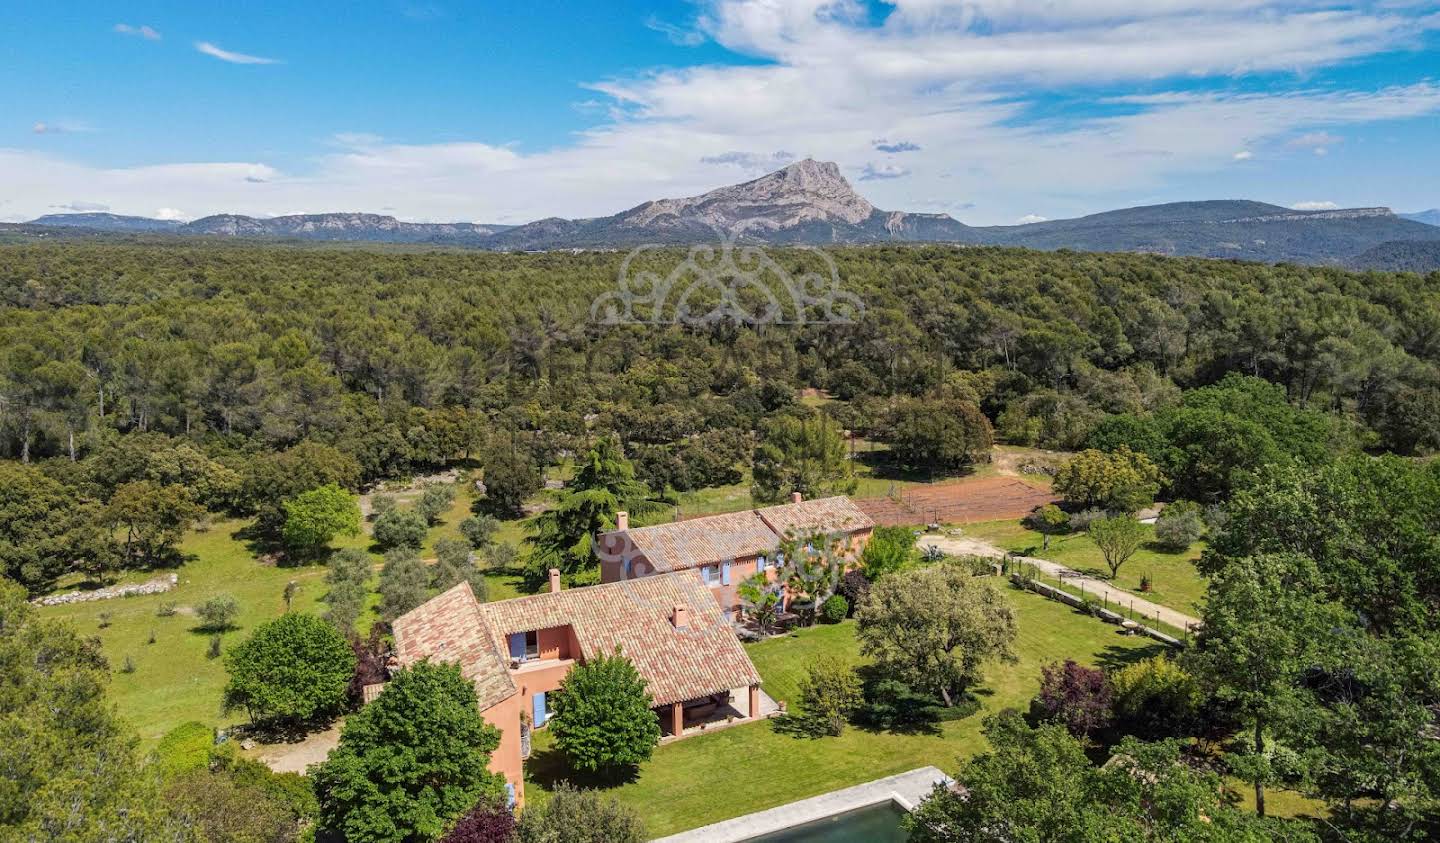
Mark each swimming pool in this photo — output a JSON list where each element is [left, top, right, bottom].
[[740, 802, 908, 843]]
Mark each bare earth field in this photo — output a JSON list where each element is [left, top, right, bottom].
[[854, 475, 1058, 526]]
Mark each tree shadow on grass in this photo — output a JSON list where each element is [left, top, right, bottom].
[[523, 745, 640, 792], [1095, 642, 1166, 672]]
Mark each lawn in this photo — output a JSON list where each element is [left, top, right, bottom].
[[36, 475, 539, 749], [522, 586, 1165, 837], [963, 518, 1209, 617]]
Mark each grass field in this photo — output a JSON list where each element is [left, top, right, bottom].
[[964, 518, 1209, 616], [522, 586, 1165, 837], [35, 476, 536, 749]]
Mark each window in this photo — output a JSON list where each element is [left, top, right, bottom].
[[756, 555, 767, 572], [508, 630, 540, 662], [701, 565, 720, 585]]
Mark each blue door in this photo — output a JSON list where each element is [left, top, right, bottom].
[[533, 691, 547, 727], [508, 633, 525, 661], [721, 559, 732, 586]]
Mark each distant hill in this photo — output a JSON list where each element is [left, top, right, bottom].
[[27, 211, 511, 244], [22, 163, 1440, 266], [1401, 209, 1440, 227], [1347, 240, 1440, 273], [29, 212, 183, 233], [485, 159, 980, 250]]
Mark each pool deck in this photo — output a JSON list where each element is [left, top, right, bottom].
[[650, 766, 951, 843]]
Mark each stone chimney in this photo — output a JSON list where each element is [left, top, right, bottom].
[[791, 491, 803, 504], [671, 604, 689, 629], [549, 568, 561, 594], [616, 510, 629, 531]]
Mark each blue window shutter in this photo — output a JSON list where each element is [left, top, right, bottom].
[[623, 559, 633, 579], [721, 560, 731, 586], [533, 692, 547, 726], [757, 555, 766, 572], [508, 633, 525, 660]]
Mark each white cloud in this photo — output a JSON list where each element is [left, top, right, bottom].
[[195, 41, 281, 65], [114, 23, 161, 40], [155, 208, 189, 221], [1292, 200, 1339, 210], [1017, 214, 1048, 223], [49, 201, 110, 212], [4, 0, 1438, 224], [646, 15, 706, 46], [32, 120, 93, 135]]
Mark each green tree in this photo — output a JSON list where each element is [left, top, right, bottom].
[[515, 783, 645, 843], [432, 537, 487, 600], [415, 483, 456, 525], [243, 441, 361, 535], [223, 612, 356, 723], [857, 561, 1017, 707], [1029, 503, 1071, 550], [480, 445, 542, 517], [377, 549, 431, 622], [886, 398, 994, 473], [859, 525, 916, 579], [373, 507, 428, 551], [549, 650, 661, 774], [1053, 446, 1162, 513], [526, 435, 654, 577], [1185, 553, 1348, 817], [798, 655, 863, 736], [738, 574, 781, 632], [458, 514, 499, 549], [0, 580, 186, 840], [281, 483, 361, 557], [1109, 654, 1200, 739], [906, 710, 1311, 842], [0, 461, 109, 591], [313, 661, 506, 843], [779, 533, 845, 626], [1086, 515, 1146, 579], [325, 547, 372, 633], [751, 414, 856, 503], [105, 480, 204, 571]]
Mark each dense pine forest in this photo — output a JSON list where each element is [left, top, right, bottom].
[[2, 241, 1439, 592]]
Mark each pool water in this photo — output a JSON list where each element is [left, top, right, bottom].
[[742, 803, 908, 843]]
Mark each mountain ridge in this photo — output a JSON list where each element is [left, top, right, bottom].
[[22, 160, 1440, 266]]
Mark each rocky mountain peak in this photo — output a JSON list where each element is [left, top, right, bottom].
[[619, 159, 876, 231]]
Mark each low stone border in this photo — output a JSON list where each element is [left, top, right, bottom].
[[1012, 574, 1184, 648], [32, 573, 179, 606], [650, 766, 950, 843]]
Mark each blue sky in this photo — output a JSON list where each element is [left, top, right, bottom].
[[3, 1, 1438, 225]]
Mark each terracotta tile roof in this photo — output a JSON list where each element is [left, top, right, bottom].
[[393, 573, 762, 710], [613, 509, 780, 573], [600, 497, 874, 573], [757, 496, 875, 539], [392, 582, 517, 710]]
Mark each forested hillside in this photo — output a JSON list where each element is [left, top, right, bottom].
[[2, 242, 1439, 591]]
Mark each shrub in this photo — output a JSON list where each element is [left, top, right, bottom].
[[819, 594, 848, 624], [223, 612, 356, 723], [157, 601, 177, 617], [1037, 659, 1112, 738], [416, 484, 456, 524], [370, 494, 397, 518], [1053, 446, 1163, 513], [549, 651, 660, 774], [860, 525, 916, 578], [372, 508, 428, 551], [458, 514, 500, 549], [837, 569, 870, 614], [1110, 655, 1200, 739], [197, 594, 240, 631], [1067, 508, 1107, 531], [1153, 500, 1205, 550], [377, 549, 430, 622], [207, 634, 223, 659], [516, 783, 645, 843], [121, 655, 136, 673], [799, 656, 863, 736], [442, 800, 516, 843]]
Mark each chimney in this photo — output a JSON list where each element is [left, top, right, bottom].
[[549, 568, 561, 594], [671, 604, 689, 629], [616, 510, 629, 531], [791, 491, 803, 504]]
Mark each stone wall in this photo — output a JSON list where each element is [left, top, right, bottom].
[[32, 573, 179, 606]]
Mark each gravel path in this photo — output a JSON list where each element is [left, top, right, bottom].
[[918, 534, 1201, 633]]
